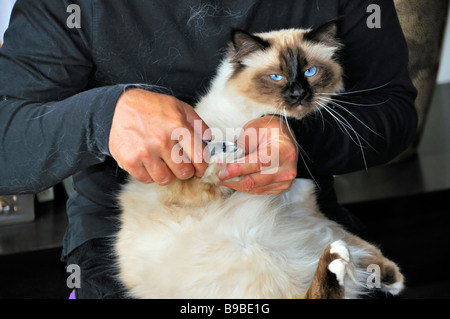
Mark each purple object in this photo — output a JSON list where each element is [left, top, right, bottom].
[[69, 290, 76, 299]]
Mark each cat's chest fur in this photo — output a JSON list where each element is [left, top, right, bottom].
[[116, 176, 338, 298], [194, 62, 276, 131]]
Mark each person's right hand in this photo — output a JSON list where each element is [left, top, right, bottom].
[[109, 88, 210, 185]]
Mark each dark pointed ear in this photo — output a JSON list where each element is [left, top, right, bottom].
[[304, 20, 339, 44], [231, 29, 270, 62]]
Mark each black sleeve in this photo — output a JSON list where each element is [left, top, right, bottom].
[[0, 0, 123, 195], [290, 0, 418, 179]]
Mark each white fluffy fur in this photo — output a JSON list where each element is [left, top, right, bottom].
[[195, 61, 277, 131], [117, 177, 371, 298]]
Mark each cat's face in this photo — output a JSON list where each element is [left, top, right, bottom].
[[227, 22, 344, 119]]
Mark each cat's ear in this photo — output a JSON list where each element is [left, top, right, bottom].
[[304, 20, 339, 45], [231, 29, 270, 62]]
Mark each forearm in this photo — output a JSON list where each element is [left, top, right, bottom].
[[0, 85, 125, 195]]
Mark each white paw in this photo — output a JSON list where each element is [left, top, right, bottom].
[[202, 160, 221, 184], [202, 144, 245, 185], [328, 241, 350, 286]]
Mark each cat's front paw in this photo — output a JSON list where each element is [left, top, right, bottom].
[[202, 158, 222, 185], [202, 143, 245, 185], [203, 153, 235, 185]]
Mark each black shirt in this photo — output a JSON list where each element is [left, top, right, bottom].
[[0, 0, 417, 258]]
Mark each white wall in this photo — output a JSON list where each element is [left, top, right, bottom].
[[437, 5, 450, 84], [0, 0, 16, 44]]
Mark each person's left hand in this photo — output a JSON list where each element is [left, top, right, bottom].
[[217, 116, 298, 194]]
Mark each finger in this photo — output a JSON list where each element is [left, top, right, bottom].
[[177, 120, 210, 177], [115, 153, 155, 184], [144, 157, 176, 186], [128, 164, 154, 184], [248, 181, 294, 194], [220, 172, 275, 193], [161, 141, 195, 180], [182, 104, 213, 173], [217, 150, 262, 180], [221, 178, 292, 194]]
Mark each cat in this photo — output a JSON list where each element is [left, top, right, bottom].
[[114, 21, 404, 299]]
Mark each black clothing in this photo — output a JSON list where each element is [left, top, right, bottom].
[[66, 237, 129, 299], [0, 0, 417, 286]]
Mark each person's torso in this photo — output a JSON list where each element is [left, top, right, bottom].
[[89, 0, 340, 104]]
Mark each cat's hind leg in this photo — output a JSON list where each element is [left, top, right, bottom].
[[345, 233, 404, 296], [303, 240, 350, 299]]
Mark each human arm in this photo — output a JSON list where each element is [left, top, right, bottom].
[[0, 0, 209, 195], [0, 0, 121, 195]]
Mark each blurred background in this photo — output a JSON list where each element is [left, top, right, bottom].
[[0, 0, 449, 299]]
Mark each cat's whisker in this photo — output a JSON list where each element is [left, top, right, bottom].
[[316, 100, 372, 147], [272, 99, 292, 137], [280, 106, 301, 154], [325, 103, 377, 156], [312, 105, 326, 133], [315, 81, 392, 97], [279, 104, 296, 149], [276, 102, 313, 164], [316, 101, 369, 170], [316, 97, 382, 138], [315, 101, 359, 144], [280, 106, 319, 187], [318, 101, 375, 164], [275, 101, 323, 184], [317, 95, 391, 108]]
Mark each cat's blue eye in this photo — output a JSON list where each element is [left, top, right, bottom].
[[269, 74, 284, 81], [305, 66, 317, 77]]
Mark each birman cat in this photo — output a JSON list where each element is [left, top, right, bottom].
[[115, 22, 404, 299]]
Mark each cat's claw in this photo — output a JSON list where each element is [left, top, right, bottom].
[[330, 240, 350, 262], [328, 241, 350, 286], [382, 282, 404, 296]]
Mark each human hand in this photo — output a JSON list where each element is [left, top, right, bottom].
[[218, 116, 298, 194], [109, 89, 210, 185]]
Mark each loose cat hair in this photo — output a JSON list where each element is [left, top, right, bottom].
[[114, 21, 404, 299]]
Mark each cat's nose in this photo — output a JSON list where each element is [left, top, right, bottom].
[[287, 86, 310, 105]]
